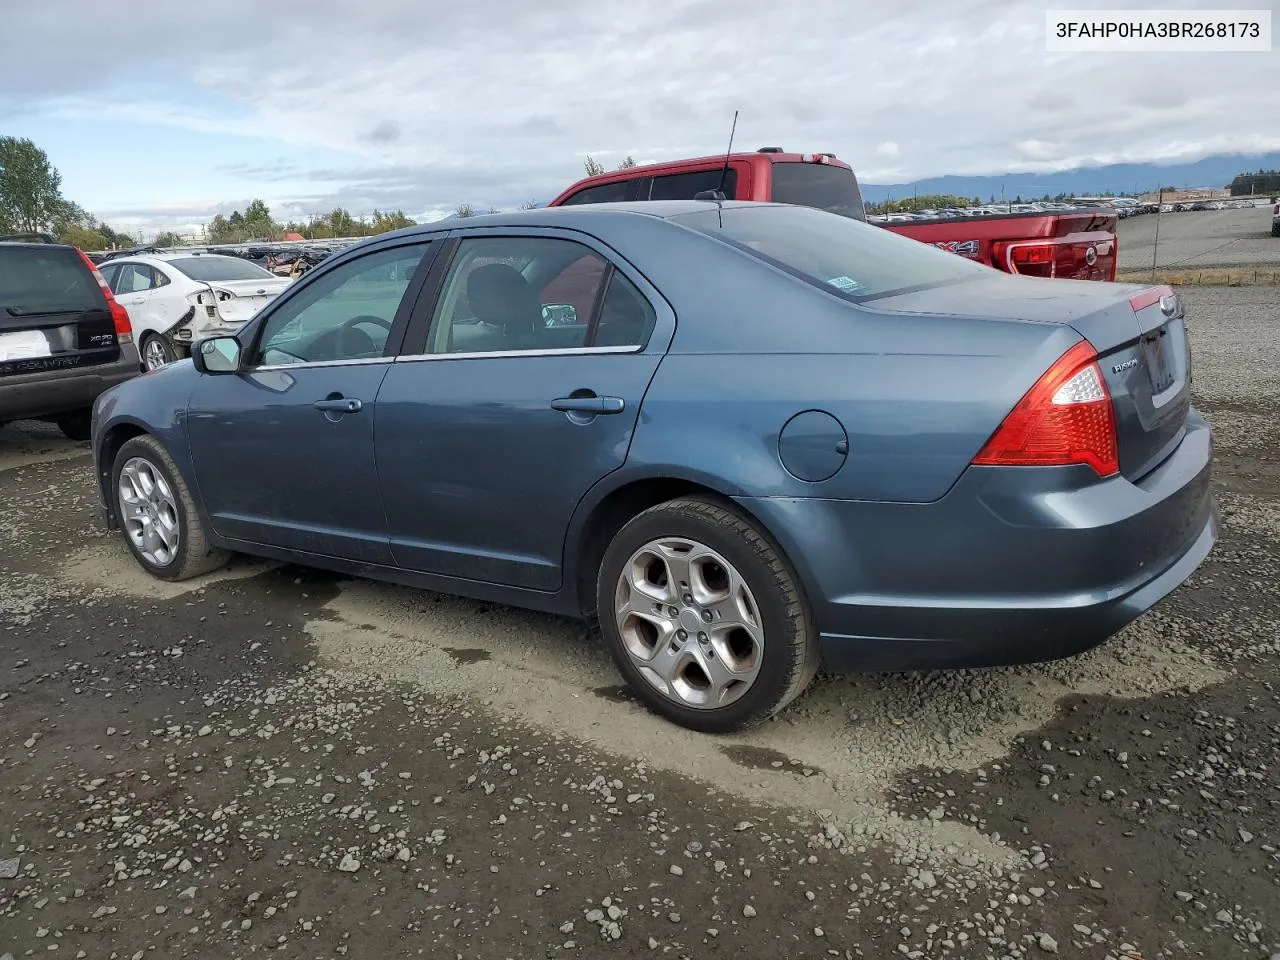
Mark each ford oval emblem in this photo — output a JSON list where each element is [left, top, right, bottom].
[[1084, 245, 1098, 266], [1159, 294, 1179, 317]]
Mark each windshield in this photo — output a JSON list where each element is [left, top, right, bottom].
[[0, 246, 103, 318], [770, 162, 867, 221], [670, 204, 991, 301], [168, 256, 276, 282]]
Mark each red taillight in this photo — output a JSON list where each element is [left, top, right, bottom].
[[971, 340, 1119, 477], [75, 249, 133, 343], [998, 241, 1056, 277], [1127, 285, 1172, 312]]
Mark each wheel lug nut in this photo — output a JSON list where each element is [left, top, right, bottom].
[[701, 609, 712, 622], [682, 594, 693, 604], [677, 629, 688, 641], [668, 606, 679, 617], [697, 632, 708, 643]]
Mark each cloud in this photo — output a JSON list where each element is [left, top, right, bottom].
[[1016, 139, 1062, 161], [361, 121, 402, 145], [1, 0, 1273, 233]]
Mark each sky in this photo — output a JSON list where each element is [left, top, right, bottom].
[[1, 0, 1277, 238]]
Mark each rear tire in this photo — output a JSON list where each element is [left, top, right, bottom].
[[1271, 221, 1280, 238], [55, 410, 92, 441], [111, 434, 230, 581], [141, 333, 177, 371], [596, 495, 820, 733]]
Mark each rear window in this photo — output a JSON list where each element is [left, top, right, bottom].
[[770, 162, 867, 221], [670, 204, 990, 301], [0, 246, 103, 316], [167, 256, 276, 282]]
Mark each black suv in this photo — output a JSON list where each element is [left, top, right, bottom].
[[1, 235, 140, 440]]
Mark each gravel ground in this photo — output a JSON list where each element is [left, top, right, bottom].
[[2, 286, 1278, 959], [1118, 208, 1278, 272]]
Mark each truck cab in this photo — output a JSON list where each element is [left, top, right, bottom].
[[549, 147, 1118, 282], [550, 148, 868, 222]]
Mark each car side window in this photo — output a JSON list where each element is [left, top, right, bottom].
[[99, 263, 121, 291], [648, 168, 738, 200], [115, 263, 156, 294], [427, 237, 611, 355], [593, 270, 658, 348], [249, 242, 431, 367], [150, 266, 171, 288], [559, 180, 632, 205]]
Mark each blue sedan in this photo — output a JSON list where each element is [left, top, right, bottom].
[[90, 201, 1219, 732]]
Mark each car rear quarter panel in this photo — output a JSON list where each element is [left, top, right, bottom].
[[604, 221, 1084, 504]]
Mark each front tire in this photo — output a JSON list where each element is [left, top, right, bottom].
[[141, 333, 177, 371], [111, 435, 230, 581], [596, 496, 820, 733]]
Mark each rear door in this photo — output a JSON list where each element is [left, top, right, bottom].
[[0, 244, 120, 379], [111, 262, 156, 315], [374, 228, 674, 590]]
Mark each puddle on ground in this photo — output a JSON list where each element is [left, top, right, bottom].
[[443, 647, 492, 666], [593, 684, 636, 703], [721, 744, 825, 778]]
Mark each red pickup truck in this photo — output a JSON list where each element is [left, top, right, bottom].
[[548, 148, 1118, 282]]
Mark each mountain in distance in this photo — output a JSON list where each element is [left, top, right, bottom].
[[858, 151, 1280, 201]]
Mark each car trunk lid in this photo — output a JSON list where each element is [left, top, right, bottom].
[[206, 278, 291, 326], [871, 274, 1191, 481], [1076, 284, 1191, 481]]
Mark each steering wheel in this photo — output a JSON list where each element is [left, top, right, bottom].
[[337, 314, 393, 357]]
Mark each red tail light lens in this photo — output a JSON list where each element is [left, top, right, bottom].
[[972, 340, 1119, 477], [996, 241, 1056, 277], [75, 249, 133, 342]]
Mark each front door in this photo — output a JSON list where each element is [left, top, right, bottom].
[[186, 240, 436, 563], [375, 231, 671, 590]]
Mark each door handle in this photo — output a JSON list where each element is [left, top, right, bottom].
[[313, 397, 362, 413], [551, 395, 625, 415]]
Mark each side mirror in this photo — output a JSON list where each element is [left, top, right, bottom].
[[541, 303, 579, 327], [192, 336, 242, 374]]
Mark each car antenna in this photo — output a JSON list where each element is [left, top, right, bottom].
[[715, 109, 738, 201], [694, 109, 738, 225]]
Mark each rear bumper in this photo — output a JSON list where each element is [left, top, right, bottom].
[[0, 344, 141, 422], [736, 410, 1219, 673]]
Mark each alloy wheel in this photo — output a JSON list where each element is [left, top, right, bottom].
[[118, 456, 180, 566], [613, 537, 764, 710]]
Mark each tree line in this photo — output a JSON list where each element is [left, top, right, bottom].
[[0, 136, 136, 248], [1228, 169, 1280, 197], [198, 202, 419, 245]]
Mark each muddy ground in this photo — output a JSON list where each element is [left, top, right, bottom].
[[2, 286, 1277, 959]]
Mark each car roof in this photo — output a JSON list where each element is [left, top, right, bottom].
[[377, 199, 778, 239], [0, 240, 78, 252], [103, 252, 250, 266]]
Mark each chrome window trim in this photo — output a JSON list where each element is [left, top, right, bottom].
[[393, 344, 643, 363], [247, 356, 393, 373]]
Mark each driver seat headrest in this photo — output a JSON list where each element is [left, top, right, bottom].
[[466, 263, 542, 339]]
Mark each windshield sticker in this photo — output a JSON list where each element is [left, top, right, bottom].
[[826, 275, 862, 292]]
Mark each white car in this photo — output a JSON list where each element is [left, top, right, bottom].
[[98, 253, 292, 370]]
